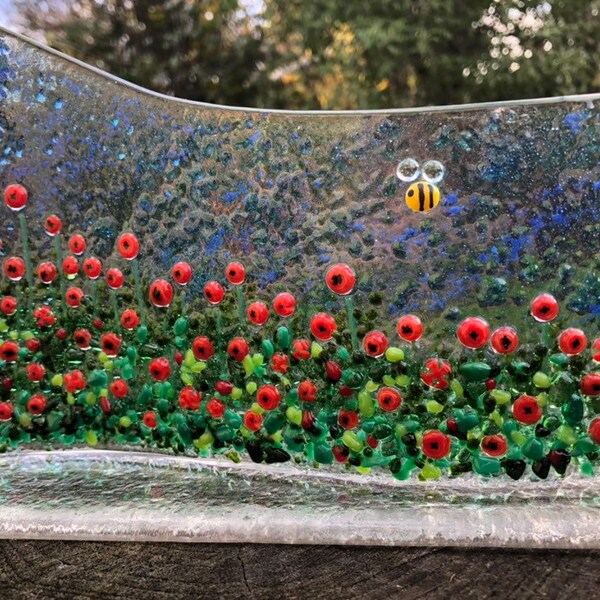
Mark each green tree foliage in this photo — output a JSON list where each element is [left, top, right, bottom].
[[16, 0, 266, 105], [261, 0, 600, 108], [468, 1, 600, 101], [14, 0, 600, 109]]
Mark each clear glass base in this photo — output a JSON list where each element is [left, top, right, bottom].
[[0, 450, 598, 547]]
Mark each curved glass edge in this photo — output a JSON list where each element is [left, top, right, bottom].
[[1, 25, 599, 116], [0, 450, 598, 547]]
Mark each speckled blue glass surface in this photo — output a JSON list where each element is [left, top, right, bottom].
[[1, 30, 598, 338]]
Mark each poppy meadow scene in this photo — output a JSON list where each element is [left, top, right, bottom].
[[1, 181, 600, 482]]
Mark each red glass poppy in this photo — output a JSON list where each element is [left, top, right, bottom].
[[338, 408, 359, 430], [593, 339, 600, 363], [225, 261, 245, 285], [179, 386, 202, 410], [106, 267, 124, 290], [27, 394, 47, 415], [421, 358, 452, 390], [26, 363, 45, 382], [490, 326, 519, 354], [396, 314, 423, 343], [62, 255, 79, 276], [204, 281, 225, 305], [172, 261, 192, 286], [66, 287, 84, 307], [270, 352, 289, 373], [247, 301, 269, 326], [64, 370, 86, 392], [589, 418, 600, 445], [298, 380, 318, 402], [422, 430, 451, 459], [110, 379, 129, 398], [558, 328, 587, 356], [481, 434, 508, 457], [244, 411, 263, 431], [377, 387, 402, 411], [44, 214, 62, 236], [273, 292, 296, 317], [68, 234, 86, 256], [292, 339, 311, 360], [0, 402, 13, 421], [192, 336, 215, 361], [530, 293, 559, 322], [83, 257, 102, 280], [26, 338, 40, 352], [325, 263, 356, 296], [363, 330, 388, 358], [310, 312, 336, 341], [117, 233, 139, 260], [74, 328, 92, 350], [149, 279, 174, 308], [101, 332, 122, 358], [4, 184, 28, 211], [581, 374, 600, 397], [143, 411, 157, 428], [0, 296, 17, 316], [227, 337, 249, 362], [456, 317, 490, 349], [37, 261, 57, 285], [206, 397, 226, 419], [120, 309, 140, 330], [0, 341, 18, 362], [257, 384, 281, 410], [513, 394, 542, 425], [4, 257, 26, 281], [33, 305, 55, 328], [149, 357, 171, 381]]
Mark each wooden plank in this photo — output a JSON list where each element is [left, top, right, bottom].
[[0, 541, 598, 599]]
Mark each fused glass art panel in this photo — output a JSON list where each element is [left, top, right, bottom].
[[0, 27, 599, 546]]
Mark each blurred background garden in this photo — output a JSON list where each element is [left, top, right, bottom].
[[0, 0, 598, 109]]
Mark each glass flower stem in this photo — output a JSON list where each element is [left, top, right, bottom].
[[542, 322, 551, 348], [111, 292, 120, 327], [235, 286, 246, 326], [17, 212, 34, 313], [14, 283, 23, 335], [344, 295, 358, 352], [215, 307, 229, 379], [53, 235, 66, 317], [91, 279, 98, 311], [180, 289, 187, 317], [131, 259, 146, 322]]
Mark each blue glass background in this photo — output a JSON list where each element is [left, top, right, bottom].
[[0, 29, 599, 344]]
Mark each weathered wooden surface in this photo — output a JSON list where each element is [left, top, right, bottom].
[[0, 541, 597, 599]]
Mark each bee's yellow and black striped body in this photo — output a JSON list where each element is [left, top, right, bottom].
[[405, 181, 441, 213]]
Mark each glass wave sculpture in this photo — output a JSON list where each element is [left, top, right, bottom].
[[1, 26, 600, 547]]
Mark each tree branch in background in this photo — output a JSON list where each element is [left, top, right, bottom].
[[14, 0, 600, 109]]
